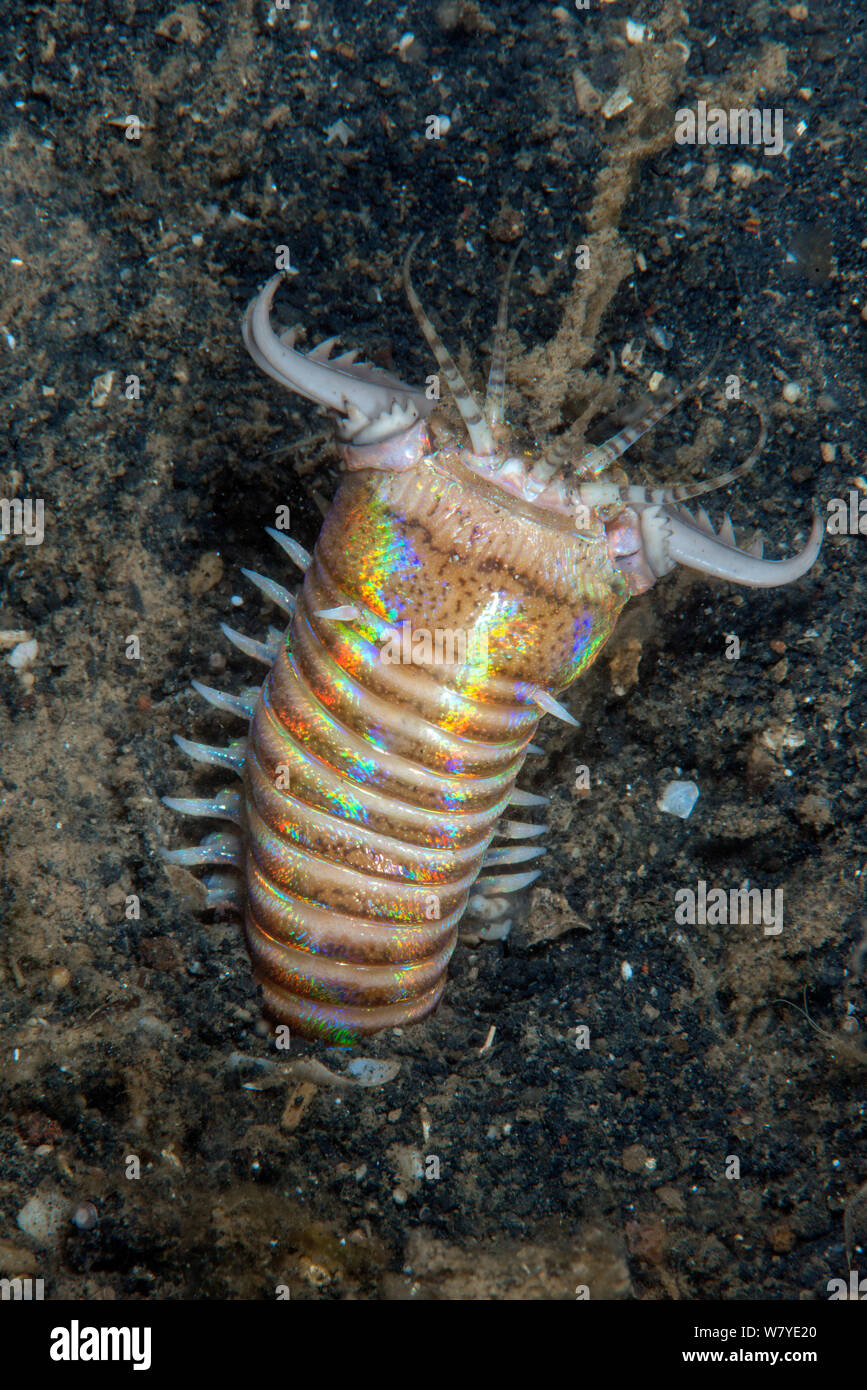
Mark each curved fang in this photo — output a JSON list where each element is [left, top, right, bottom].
[[242, 275, 431, 444], [641, 505, 823, 588]]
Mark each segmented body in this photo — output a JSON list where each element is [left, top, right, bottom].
[[164, 244, 821, 1045], [244, 460, 625, 1043]]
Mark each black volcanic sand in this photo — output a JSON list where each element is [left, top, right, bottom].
[[0, 0, 865, 1299]]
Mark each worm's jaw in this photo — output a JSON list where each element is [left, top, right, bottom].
[[242, 276, 434, 446], [606, 502, 823, 593]]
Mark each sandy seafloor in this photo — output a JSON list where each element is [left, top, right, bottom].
[[0, 0, 865, 1301]]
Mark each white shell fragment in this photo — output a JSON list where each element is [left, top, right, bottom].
[[323, 119, 354, 147], [17, 1190, 70, 1246], [625, 19, 651, 43], [476, 919, 513, 942], [657, 780, 700, 819], [7, 637, 37, 669], [601, 87, 634, 120], [345, 1058, 402, 1086], [572, 68, 602, 115], [90, 371, 115, 407]]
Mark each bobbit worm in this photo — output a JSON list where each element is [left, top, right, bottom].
[[163, 243, 821, 1045]]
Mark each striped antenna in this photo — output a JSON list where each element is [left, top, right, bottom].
[[484, 241, 522, 428], [540, 348, 721, 484], [403, 236, 496, 456], [614, 396, 768, 507]]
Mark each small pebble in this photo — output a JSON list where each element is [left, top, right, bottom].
[[571, 68, 602, 115], [702, 163, 720, 191], [17, 1191, 69, 1246], [625, 19, 650, 43], [648, 323, 673, 351], [782, 381, 802, 404], [796, 793, 832, 829], [601, 87, 633, 120], [188, 551, 223, 596], [72, 1202, 99, 1231], [345, 1058, 401, 1086], [657, 1185, 686, 1213], [730, 161, 756, 187], [7, 638, 37, 670], [820, 442, 836, 462], [476, 919, 512, 942], [90, 371, 115, 407], [657, 780, 700, 819], [621, 1144, 649, 1173]]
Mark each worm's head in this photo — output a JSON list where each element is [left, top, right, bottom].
[[243, 261, 821, 596]]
